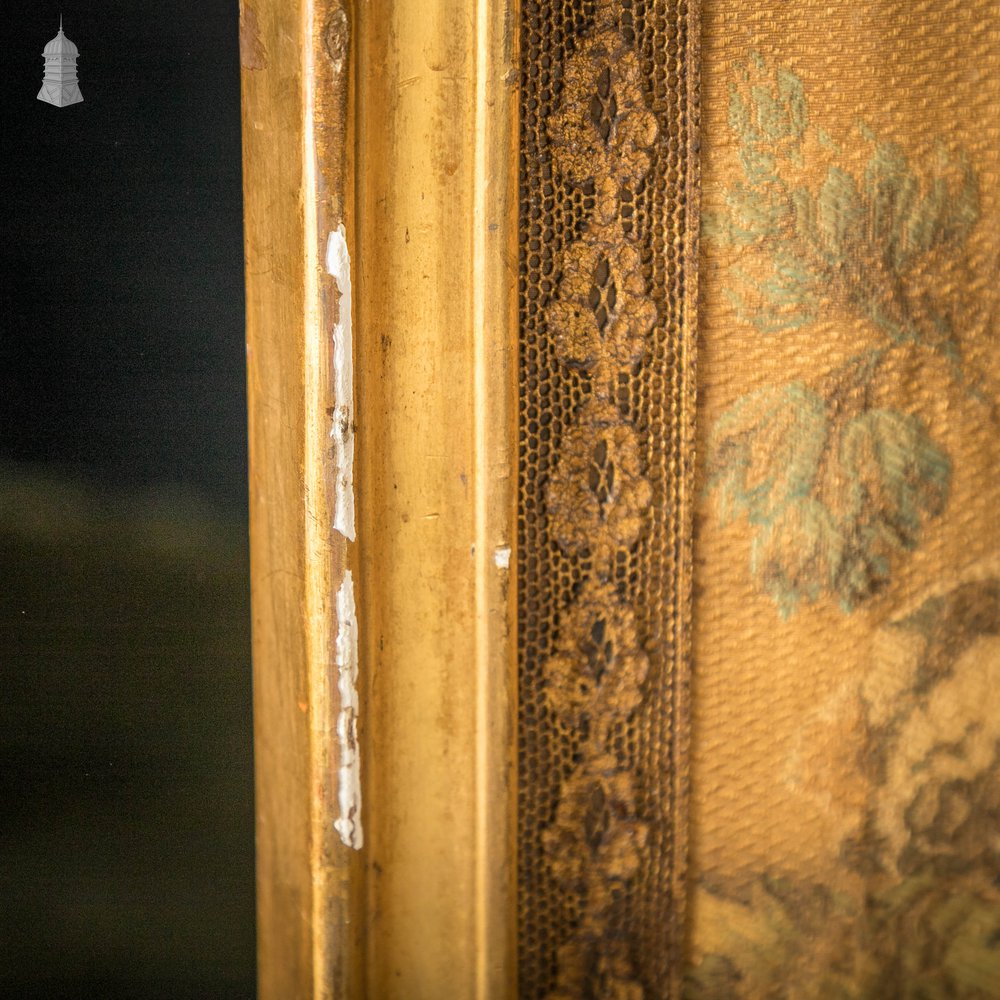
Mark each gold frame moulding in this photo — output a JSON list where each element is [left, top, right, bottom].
[[240, 0, 699, 995]]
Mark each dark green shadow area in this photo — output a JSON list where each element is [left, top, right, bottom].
[[0, 466, 254, 999]]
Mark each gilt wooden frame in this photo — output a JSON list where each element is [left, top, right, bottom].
[[241, 0, 699, 995], [242, 0, 518, 996]]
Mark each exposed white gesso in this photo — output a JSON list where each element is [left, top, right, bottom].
[[326, 225, 355, 543], [327, 227, 362, 850]]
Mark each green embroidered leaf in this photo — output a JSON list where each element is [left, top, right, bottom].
[[905, 154, 980, 261], [748, 69, 809, 145], [789, 184, 819, 248], [751, 497, 845, 618], [709, 400, 951, 617], [714, 67, 805, 250], [832, 409, 950, 610], [817, 166, 864, 260], [723, 182, 785, 242], [727, 84, 754, 142], [816, 127, 839, 152], [841, 409, 951, 549], [908, 176, 951, 258], [863, 141, 919, 269], [708, 383, 827, 527], [751, 84, 789, 143], [711, 55, 983, 355], [777, 68, 808, 139], [738, 247, 819, 332], [947, 155, 980, 236], [738, 144, 779, 186], [703, 55, 976, 617]]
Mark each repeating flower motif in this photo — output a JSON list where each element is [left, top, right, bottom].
[[540, 12, 659, 998], [543, 580, 650, 730], [543, 756, 650, 896], [548, 26, 659, 188], [549, 228, 657, 372], [546, 399, 654, 562]]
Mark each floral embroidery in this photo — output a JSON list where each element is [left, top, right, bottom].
[[686, 575, 1000, 999], [703, 54, 989, 616]]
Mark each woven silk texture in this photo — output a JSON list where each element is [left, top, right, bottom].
[[688, 0, 1000, 996], [518, 0, 1000, 997]]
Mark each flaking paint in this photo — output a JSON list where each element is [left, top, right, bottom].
[[333, 569, 363, 849], [326, 225, 356, 542]]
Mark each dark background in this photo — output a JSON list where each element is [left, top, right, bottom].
[[0, 3, 255, 997]]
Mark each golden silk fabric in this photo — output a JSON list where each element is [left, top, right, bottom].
[[690, 0, 1000, 996]]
